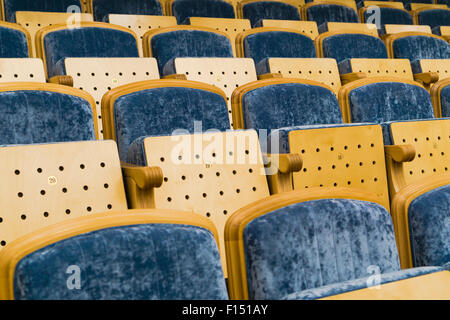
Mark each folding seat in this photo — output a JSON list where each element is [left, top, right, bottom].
[[359, 6, 413, 28], [315, 31, 388, 63], [412, 7, 450, 29], [35, 22, 139, 80], [318, 22, 378, 36], [90, 0, 163, 22], [15, 11, 93, 57], [63, 57, 160, 138], [224, 123, 450, 299], [143, 26, 234, 74], [237, 0, 301, 27], [0, 58, 45, 82], [301, 1, 359, 27], [399, 0, 434, 11], [0, 22, 31, 58], [1, 0, 82, 22], [168, 0, 236, 24], [433, 26, 450, 42], [236, 28, 317, 66], [184, 17, 251, 56], [256, 20, 319, 39], [162, 57, 257, 126]]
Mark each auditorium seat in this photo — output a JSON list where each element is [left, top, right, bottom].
[[15, 11, 93, 57], [302, 2, 359, 26], [237, 0, 301, 27], [430, 77, 450, 117], [0, 21, 31, 58], [236, 27, 316, 65], [315, 31, 388, 63], [256, 20, 319, 39], [359, 6, 413, 28], [224, 123, 449, 299], [380, 24, 431, 36], [0, 210, 228, 300], [0, 58, 45, 82], [163, 57, 257, 126], [142, 26, 234, 74], [357, 1, 404, 9], [169, 0, 235, 24], [0, 82, 97, 145], [63, 57, 160, 137], [1, 0, 82, 22], [412, 8, 450, 29], [400, 0, 434, 11], [318, 22, 378, 36], [91, 0, 163, 22], [35, 22, 139, 79]]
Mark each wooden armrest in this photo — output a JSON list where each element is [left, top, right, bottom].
[[162, 74, 187, 80], [257, 73, 282, 80], [48, 75, 74, 87], [414, 72, 439, 86], [340, 72, 367, 85], [121, 162, 163, 189], [384, 145, 415, 163], [264, 153, 303, 173]]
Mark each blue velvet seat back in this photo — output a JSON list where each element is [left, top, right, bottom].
[[242, 83, 342, 133], [440, 85, 450, 117], [392, 35, 450, 61], [243, 31, 316, 65], [364, 8, 413, 25], [0, 26, 29, 58], [4, 0, 81, 22], [150, 30, 233, 74], [244, 199, 401, 300], [322, 33, 388, 63], [173, 0, 235, 24], [242, 1, 301, 27], [409, 185, 450, 268], [114, 86, 229, 160], [0, 90, 95, 144], [417, 9, 450, 29], [306, 4, 359, 26], [14, 224, 228, 300], [92, 0, 163, 22], [43, 27, 139, 78], [348, 82, 434, 123]]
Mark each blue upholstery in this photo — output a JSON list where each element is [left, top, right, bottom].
[[417, 9, 450, 29], [283, 267, 444, 300], [391, 35, 450, 61], [321, 33, 388, 63], [150, 29, 233, 74], [92, 0, 163, 22], [242, 1, 301, 27], [243, 199, 401, 300], [409, 185, 450, 268], [240, 82, 342, 135], [440, 85, 450, 117], [243, 31, 316, 66], [364, 8, 413, 26], [112, 86, 229, 161], [0, 90, 95, 145], [173, 0, 235, 24], [43, 27, 139, 78], [401, 0, 433, 11], [306, 4, 359, 26], [347, 82, 434, 123], [14, 224, 228, 300], [0, 26, 29, 58], [3, 0, 81, 22]]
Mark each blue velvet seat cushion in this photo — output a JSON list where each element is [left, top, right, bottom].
[[417, 9, 450, 29], [364, 8, 413, 26], [43, 27, 139, 78], [173, 0, 235, 24], [347, 81, 434, 123], [243, 31, 316, 65], [0, 26, 29, 58], [306, 4, 359, 26], [283, 267, 443, 300], [150, 30, 233, 74], [322, 33, 387, 63], [4, 0, 81, 22], [408, 184, 450, 267], [440, 85, 450, 117], [241, 82, 342, 134], [14, 224, 228, 300], [114, 86, 230, 160], [0, 90, 95, 145], [92, 0, 163, 22], [392, 35, 450, 61], [244, 199, 401, 300], [242, 1, 301, 28]]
